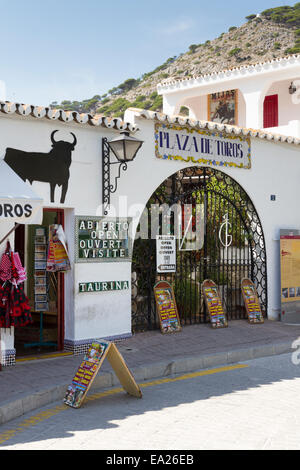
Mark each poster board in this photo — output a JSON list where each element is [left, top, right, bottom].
[[280, 230, 300, 323], [241, 278, 264, 324], [202, 279, 228, 328], [207, 89, 238, 125], [154, 281, 181, 334], [64, 340, 142, 409]]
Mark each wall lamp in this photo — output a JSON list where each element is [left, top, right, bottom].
[[102, 131, 143, 215], [289, 82, 297, 94]]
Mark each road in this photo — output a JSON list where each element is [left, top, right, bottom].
[[1, 352, 300, 451]]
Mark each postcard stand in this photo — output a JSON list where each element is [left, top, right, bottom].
[[64, 340, 142, 409], [241, 278, 264, 324], [154, 280, 181, 334], [202, 279, 228, 329]]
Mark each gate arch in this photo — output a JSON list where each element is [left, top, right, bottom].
[[131, 166, 267, 332]]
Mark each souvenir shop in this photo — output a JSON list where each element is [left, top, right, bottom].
[[0, 104, 137, 366], [1, 91, 300, 366]]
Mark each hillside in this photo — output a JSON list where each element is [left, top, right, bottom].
[[50, 3, 300, 118]]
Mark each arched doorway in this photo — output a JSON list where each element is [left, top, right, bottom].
[[131, 166, 267, 332]]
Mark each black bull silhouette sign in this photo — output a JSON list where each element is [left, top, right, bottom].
[[4, 130, 77, 203]]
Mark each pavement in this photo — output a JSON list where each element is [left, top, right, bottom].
[[1, 319, 300, 425]]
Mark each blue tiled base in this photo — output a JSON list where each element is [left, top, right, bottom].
[[64, 332, 132, 355], [1, 349, 16, 367]]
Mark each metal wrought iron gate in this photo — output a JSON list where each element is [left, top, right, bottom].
[[131, 167, 267, 332]]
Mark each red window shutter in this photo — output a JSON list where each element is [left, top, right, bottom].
[[263, 94, 278, 128]]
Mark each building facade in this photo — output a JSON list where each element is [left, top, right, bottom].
[[1, 54, 300, 366]]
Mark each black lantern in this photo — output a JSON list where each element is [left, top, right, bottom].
[[289, 82, 296, 94], [102, 131, 143, 215]]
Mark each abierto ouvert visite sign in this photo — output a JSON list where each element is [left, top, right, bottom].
[[155, 123, 251, 169], [75, 216, 132, 262]]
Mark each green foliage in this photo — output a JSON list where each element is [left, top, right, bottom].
[[246, 14, 256, 21], [229, 26, 237, 31], [188, 44, 198, 53], [261, 3, 300, 27], [179, 106, 189, 116], [229, 47, 242, 56]]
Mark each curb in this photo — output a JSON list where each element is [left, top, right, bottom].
[[0, 340, 294, 425]]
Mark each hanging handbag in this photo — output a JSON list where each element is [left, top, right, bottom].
[[0, 242, 12, 282], [13, 252, 27, 284]]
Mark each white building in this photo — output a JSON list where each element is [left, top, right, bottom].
[[1, 53, 300, 366], [158, 54, 300, 137]]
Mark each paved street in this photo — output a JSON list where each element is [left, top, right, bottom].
[[1, 351, 300, 451]]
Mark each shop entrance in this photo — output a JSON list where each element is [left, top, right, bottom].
[[14, 209, 65, 356], [131, 167, 267, 332]]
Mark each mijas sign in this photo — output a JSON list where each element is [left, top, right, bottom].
[[155, 123, 251, 169]]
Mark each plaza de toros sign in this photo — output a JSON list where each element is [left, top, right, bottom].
[[155, 123, 251, 169]]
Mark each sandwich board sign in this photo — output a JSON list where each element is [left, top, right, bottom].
[[154, 280, 181, 334], [241, 278, 264, 324], [64, 340, 142, 408], [202, 279, 228, 328]]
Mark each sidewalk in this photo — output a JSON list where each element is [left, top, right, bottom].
[[1, 319, 300, 425]]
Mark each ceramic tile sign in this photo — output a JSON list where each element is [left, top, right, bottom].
[[241, 278, 264, 324], [75, 216, 132, 262], [202, 279, 228, 329], [64, 340, 142, 409], [154, 281, 181, 334]]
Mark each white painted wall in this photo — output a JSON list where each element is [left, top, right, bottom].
[[0, 113, 134, 355]]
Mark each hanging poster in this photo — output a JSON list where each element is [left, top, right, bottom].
[[202, 279, 228, 328], [241, 278, 264, 324], [208, 89, 238, 125], [156, 235, 176, 273], [64, 340, 142, 409], [154, 281, 181, 334], [47, 224, 71, 272], [280, 229, 300, 323]]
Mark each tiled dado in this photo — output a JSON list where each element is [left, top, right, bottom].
[[64, 333, 132, 355], [1, 349, 16, 367]]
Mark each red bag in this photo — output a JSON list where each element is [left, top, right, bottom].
[[0, 242, 12, 282]]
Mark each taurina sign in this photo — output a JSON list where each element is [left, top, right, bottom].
[[155, 123, 251, 169], [75, 216, 132, 262]]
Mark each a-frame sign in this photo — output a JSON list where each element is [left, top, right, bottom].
[[64, 340, 142, 408], [202, 279, 228, 329], [241, 278, 264, 324]]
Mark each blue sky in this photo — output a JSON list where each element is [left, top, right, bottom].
[[0, 0, 293, 106]]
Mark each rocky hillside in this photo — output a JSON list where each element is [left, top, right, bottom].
[[50, 3, 300, 118]]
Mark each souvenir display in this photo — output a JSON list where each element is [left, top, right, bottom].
[[241, 278, 264, 324], [202, 279, 228, 329], [0, 241, 32, 328], [47, 224, 71, 272], [64, 340, 142, 409], [154, 280, 181, 334], [33, 228, 49, 312]]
